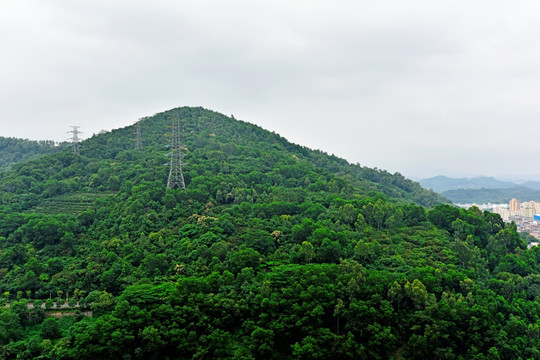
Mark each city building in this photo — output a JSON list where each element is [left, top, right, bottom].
[[523, 201, 536, 218], [493, 205, 510, 221], [509, 198, 520, 213]]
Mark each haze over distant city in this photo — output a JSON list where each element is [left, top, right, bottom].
[[2, 1, 540, 180]]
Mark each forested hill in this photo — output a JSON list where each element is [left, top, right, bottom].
[[0, 137, 66, 171], [0, 106, 446, 212], [0, 107, 538, 359]]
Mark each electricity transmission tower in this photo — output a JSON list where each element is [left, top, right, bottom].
[[166, 118, 186, 190], [136, 121, 143, 150], [69, 126, 81, 155]]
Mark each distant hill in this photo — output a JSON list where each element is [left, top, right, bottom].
[[0, 137, 67, 171], [419, 175, 516, 193], [420, 175, 540, 203], [442, 186, 540, 204], [520, 180, 540, 191]]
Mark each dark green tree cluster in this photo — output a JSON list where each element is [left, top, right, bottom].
[[0, 107, 537, 359]]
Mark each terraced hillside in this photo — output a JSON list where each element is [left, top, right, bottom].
[[28, 193, 113, 215]]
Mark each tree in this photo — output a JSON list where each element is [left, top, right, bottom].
[[340, 204, 357, 226], [241, 229, 275, 255], [388, 281, 404, 311], [334, 298, 344, 335], [404, 279, 428, 309], [454, 235, 474, 268], [45, 298, 54, 310], [41, 317, 61, 339], [249, 327, 274, 358], [427, 204, 459, 231], [227, 247, 261, 274], [373, 202, 386, 231], [318, 238, 342, 263], [0, 312, 23, 344], [300, 241, 315, 263]]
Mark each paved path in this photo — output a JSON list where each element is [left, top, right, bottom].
[[4, 301, 82, 309]]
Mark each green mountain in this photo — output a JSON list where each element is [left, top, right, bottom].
[[0, 137, 67, 171], [419, 175, 516, 193], [0, 107, 538, 359], [0, 107, 446, 213]]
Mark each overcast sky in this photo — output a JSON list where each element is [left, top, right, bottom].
[[1, 0, 540, 180]]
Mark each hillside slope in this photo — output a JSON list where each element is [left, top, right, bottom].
[[0, 107, 537, 359]]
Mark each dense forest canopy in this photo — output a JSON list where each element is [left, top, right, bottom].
[[0, 107, 538, 359]]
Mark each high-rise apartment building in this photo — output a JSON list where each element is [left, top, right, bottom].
[[523, 201, 536, 218], [493, 206, 510, 221], [509, 198, 520, 213]]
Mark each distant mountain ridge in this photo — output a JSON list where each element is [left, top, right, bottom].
[[520, 180, 540, 191], [419, 175, 517, 193], [419, 175, 540, 204], [442, 186, 540, 204]]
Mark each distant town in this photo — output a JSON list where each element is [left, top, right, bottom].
[[457, 199, 540, 248]]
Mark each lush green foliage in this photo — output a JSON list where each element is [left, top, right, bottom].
[[0, 107, 538, 359]]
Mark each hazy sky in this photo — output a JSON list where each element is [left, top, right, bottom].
[[2, 1, 540, 180]]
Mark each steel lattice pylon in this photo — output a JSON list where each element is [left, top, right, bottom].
[[69, 126, 81, 155], [166, 118, 186, 190]]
